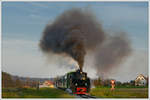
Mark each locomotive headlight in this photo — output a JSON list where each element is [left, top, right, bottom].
[[75, 83, 78, 86], [85, 83, 87, 86]]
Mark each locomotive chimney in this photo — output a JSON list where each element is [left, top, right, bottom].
[[80, 68, 82, 72], [76, 68, 83, 73]]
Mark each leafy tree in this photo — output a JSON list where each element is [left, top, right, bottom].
[[2, 72, 14, 88], [15, 78, 23, 88], [93, 77, 102, 87], [115, 81, 122, 87], [25, 78, 31, 87], [103, 79, 111, 87], [130, 80, 135, 86], [31, 81, 38, 88]]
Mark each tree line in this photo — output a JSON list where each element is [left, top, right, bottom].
[[92, 77, 148, 88], [2, 72, 39, 88]]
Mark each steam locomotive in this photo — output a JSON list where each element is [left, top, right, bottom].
[[55, 69, 90, 94]]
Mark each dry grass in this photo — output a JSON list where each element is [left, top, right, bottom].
[[90, 87, 148, 98]]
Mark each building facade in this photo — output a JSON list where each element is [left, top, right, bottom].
[[135, 74, 147, 86]]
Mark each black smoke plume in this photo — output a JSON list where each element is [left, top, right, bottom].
[[40, 8, 105, 71], [40, 8, 131, 75], [94, 33, 131, 77]]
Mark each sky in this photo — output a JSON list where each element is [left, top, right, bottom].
[[2, 2, 148, 82]]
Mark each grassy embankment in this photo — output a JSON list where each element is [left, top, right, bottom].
[[90, 86, 148, 98], [2, 88, 75, 98]]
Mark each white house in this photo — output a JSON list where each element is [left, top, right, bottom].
[[135, 74, 147, 86]]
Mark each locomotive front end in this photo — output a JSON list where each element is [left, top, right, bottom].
[[55, 69, 91, 95], [74, 69, 90, 95]]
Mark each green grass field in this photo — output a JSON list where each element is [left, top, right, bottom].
[[90, 87, 148, 98], [2, 87, 148, 98], [2, 88, 75, 98]]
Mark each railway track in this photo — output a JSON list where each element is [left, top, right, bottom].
[[57, 87, 96, 98], [77, 94, 96, 98]]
